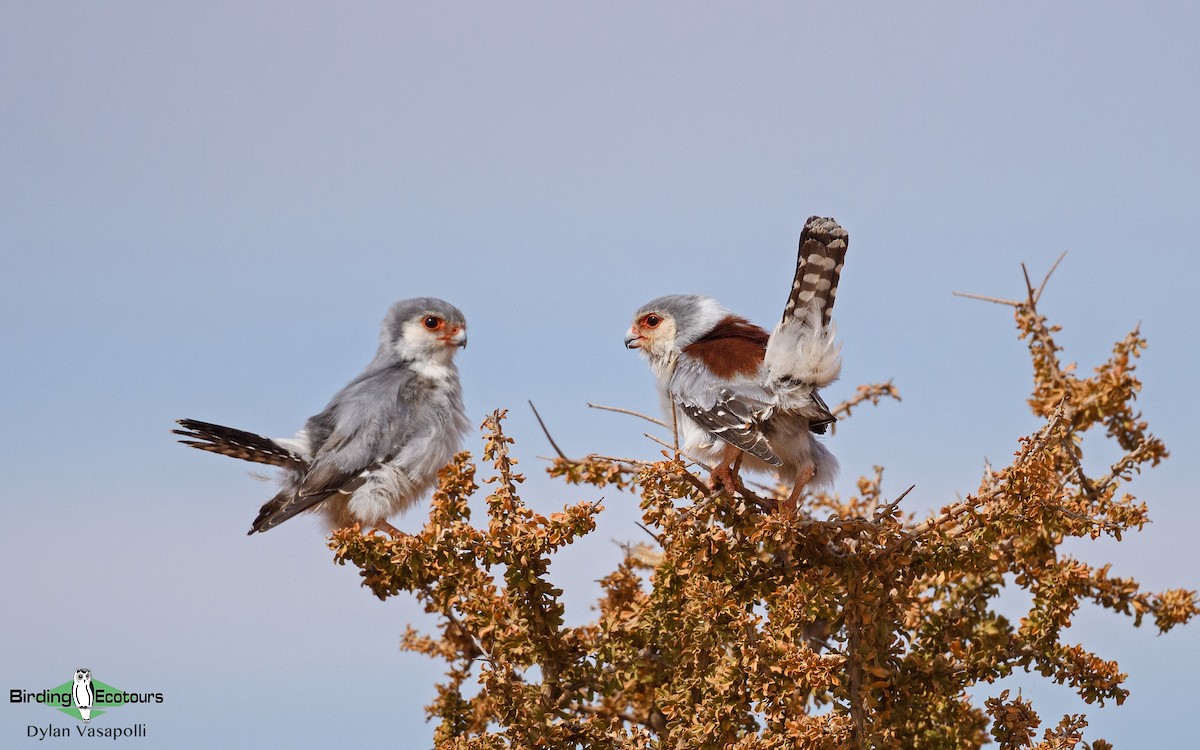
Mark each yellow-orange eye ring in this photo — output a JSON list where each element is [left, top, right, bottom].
[[423, 316, 445, 331], [642, 314, 662, 328]]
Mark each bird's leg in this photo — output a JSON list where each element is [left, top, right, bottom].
[[367, 520, 403, 538], [731, 452, 745, 486], [780, 466, 816, 514], [707, 444, 743, 496]]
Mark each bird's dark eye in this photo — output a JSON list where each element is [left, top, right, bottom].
[[423, 316, 444, 330], [643, 314, 662, 328]]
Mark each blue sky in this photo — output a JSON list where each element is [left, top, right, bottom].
[[2, 3, 1197, 747]]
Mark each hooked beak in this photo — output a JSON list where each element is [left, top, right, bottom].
[[624, 328, 643, 350], [442, 326, 467, 349]]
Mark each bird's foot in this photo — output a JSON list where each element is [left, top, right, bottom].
[[708, 463, 740, 496], [779, 466, 816, 514]]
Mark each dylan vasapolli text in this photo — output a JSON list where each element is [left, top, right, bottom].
[[28, 724, 147, 740]]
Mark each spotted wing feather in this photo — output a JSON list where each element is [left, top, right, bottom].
[[678, 388, 782, 466]]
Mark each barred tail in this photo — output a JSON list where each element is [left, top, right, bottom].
[[779, 216, 849, 331], [765, 217, 849, 409], [173, 419, 307, 469]]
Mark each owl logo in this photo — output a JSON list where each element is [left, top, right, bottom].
[[72, 668, 95, 723]]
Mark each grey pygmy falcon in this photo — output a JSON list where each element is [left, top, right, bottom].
[[175, 297, 470, 534], [625, 217, 848, 512]]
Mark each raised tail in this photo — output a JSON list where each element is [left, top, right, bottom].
[[173, 419, 308, 469], [765, 217, 849, 415], [778, 216, 849, 332]]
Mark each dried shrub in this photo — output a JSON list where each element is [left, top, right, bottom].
[[331, 267, 1196, 749]]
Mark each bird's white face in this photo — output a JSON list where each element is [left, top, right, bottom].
[[625, 310, 678, 362], [626, 295, 728, 364], [395, 312, 468, 365]]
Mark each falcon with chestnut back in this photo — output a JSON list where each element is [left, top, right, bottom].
[[625, 216, 847, 509]]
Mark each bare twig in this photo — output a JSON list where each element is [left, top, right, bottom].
[[581, 454, 653, 467], [952, 290, 1022, 307], [1034, 251, 1067, 303], [588, 402, 669, 428], [875, 484, 916, 522], [634, 522, 663, 545], [1095, 437, 1156, 491], [643, 431, 677, 456], [670, 399, 680, 452], [678, 467, 714, 498], [747, 478, 782, 495], [1021, 262, 1036, 301], [528, 400, 568, 460], [642, 433, 709, 469]]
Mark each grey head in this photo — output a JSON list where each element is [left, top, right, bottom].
[[378, 297, 468, 363], [626, 294, 732, 361]]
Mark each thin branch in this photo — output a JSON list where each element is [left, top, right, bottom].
[[643, 431, 676, 455], [677, 465, 715, 498], [1021, 262, 1036, 301], [1095, 437, 1156, 492], [727, 458, 777, 513], [588, 402, 669, 429], [670, 399, 680, 452], [528, 400, 568, 460], [875, 484, 916, 522], [580, 454, 653, 466], [735, 479, 777, 513], [1034, 251, 1068, 304], [746, 477, 782, 494], [634, 522, 663, 545], [642, 432, 708, 468], [831, 381, 902, 422], [1053, 504, 1120, 532], [952, 290, 1022, 307]]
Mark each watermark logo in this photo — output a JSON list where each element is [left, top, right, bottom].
[[71, 669, 94, 723], [9, 669, 162, 740]]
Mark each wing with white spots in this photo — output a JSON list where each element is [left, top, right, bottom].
[[677, 387, 782, 466], [670, 355, 782, 465]]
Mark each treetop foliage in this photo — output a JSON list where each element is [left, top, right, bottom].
[[331, 263, 1196, 749]]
